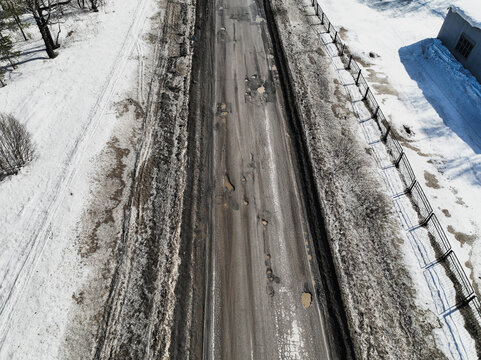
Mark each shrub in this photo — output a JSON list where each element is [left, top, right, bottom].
[[0, 113, 35, 176]]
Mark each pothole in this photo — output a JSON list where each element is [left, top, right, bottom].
[[301, 292, 312, 309], [224, 174, 235, 191]]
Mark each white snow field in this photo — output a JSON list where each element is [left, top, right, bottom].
[[0, 0, 161, 357], [310, 0, 481, 358]]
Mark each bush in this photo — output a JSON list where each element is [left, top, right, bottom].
[[0, 113, 35, 176]]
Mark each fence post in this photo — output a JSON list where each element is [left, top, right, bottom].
[[355, 69, 361, 85], [406, 177, 417, 193], [312, 0, 315, 6], [347, 55, 352, 69], [333, 31, 338, 43], [316, 4, 319, 16], [381, 126, 390, 142], [327, 22, 330, 33], [362, 86, 369, 100], [419, 212, 434, 227], [395, 150, 404, 167]]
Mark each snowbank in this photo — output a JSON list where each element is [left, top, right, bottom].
[[450, 5, 481, 29]]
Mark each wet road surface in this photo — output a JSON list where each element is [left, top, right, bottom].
[[202, 0, 334, 358]]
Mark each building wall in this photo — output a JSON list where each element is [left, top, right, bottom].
[[438, 8, 481, 83]]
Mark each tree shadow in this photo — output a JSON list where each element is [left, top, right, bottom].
[[399, 38, 481, 155], [13, 56, 49, 67], [1, 43, 49, 70], [20, 45, 46, 57]]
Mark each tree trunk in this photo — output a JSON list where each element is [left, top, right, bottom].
[[45, 25, 60, 49], [40, 25, 57, 58], [35, 4, 60, 54], [32, 14, 57, 58], [90, 0, 98, 12]]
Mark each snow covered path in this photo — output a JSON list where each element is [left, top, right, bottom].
[[0, 0, 160, 357]]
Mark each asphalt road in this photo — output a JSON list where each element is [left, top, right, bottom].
[[202, 0, 335, 358]]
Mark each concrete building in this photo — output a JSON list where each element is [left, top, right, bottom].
[[438, 6, 481, 83]]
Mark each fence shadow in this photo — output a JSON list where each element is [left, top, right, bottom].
[[399, 39, 481, 155]]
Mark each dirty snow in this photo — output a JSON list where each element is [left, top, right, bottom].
[[0, 0, 160, 357]]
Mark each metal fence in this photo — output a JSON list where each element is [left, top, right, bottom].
[[409, 181, 433, 226], [461, 297, 481, 339], [446, 252, 475, 307], [385, 132, 402, 165], [310, 0, 481, 334], [424, 214, 452, 266], [397, 153, 415, 192]]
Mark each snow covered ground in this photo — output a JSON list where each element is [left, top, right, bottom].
[[320, 0, 481, 326], [0, 0, 161, 357]]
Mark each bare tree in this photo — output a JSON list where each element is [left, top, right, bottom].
[[0, 113, 36, 176], [20, 0, 61, 58]]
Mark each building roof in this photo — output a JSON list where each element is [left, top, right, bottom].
[[450, 5, 481, 30]]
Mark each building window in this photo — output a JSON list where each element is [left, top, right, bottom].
[[455, 33, 475, 59]]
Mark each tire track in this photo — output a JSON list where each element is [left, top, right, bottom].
[[91, 1, 198, 358]]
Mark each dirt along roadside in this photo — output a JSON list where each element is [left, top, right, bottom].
[[90, 1, 197, 358], [61, 0, 198, 358]]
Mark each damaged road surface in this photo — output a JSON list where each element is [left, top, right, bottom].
[[175, 0, 356, 358]]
